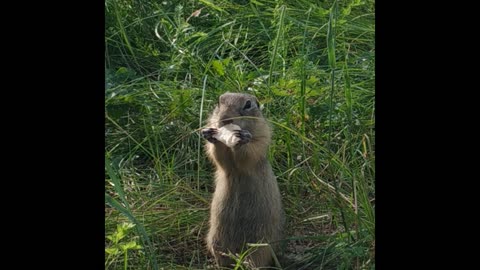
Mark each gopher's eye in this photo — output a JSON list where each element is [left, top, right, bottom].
[[243, 100, 252, 110]]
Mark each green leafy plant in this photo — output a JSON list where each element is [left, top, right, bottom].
[[105, 222, 143, 270]]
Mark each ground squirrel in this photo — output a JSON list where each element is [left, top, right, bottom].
[[201, 92, 284, 269]]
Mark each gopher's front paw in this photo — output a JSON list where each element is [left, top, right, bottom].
[[234, 130, 252, 146], [201, 128, 218, 143]]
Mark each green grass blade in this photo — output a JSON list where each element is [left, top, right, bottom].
[[105, 156, 128, 207], [327, 1, 337, 69], [268, 5, 286, 100], [197, 75, 208, 191]]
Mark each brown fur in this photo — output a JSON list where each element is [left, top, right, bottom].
[[202, 92, 285, 269]]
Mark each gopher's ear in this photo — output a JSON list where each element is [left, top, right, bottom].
[[255, 98, 260, 109], [255, 98, 265, 111]]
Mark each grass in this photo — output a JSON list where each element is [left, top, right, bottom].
[[105, 0, 375, 269]]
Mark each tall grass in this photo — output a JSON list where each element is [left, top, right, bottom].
[[105, 0, 375, 269]]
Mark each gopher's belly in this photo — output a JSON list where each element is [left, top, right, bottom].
[[210, 184, 278, 253]]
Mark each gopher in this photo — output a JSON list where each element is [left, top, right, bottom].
[[201, 92, 284, 269]]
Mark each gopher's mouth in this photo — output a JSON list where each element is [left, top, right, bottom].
[[213, 123, 242, 148], [218, 119, 234, 127]]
